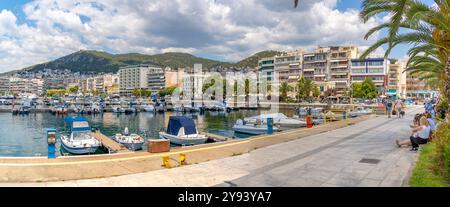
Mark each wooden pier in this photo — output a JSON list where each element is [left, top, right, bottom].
[[90, 132, 130, 153]]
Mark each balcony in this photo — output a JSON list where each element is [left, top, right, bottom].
[[303, 68, 315, 72], [330, 78, 348, 83]]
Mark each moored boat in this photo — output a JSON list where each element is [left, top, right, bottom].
[[232, 119, 280, 135], [159, 116, 208, 146], [114, 128, 145, 151], [60, 116, 100, 155]]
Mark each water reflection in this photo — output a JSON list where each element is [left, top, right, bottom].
[[0, 109, 292, 157]]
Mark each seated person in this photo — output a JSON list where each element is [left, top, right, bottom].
[[396, 117, 431, 151]]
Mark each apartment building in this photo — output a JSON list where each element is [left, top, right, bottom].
[[350, 58, 388, 94], [258, 57, 276, 83], [406, 71, 437, 99], [147, 67, 166, 94], [327, 46, 359, 96], [1, 78, 44, 95], [274, 50, 303, 84], [386, 60, 407, 98], [0, 77, 10, 95], [119, 64, 153, 95], [302, 47, 332, 93]]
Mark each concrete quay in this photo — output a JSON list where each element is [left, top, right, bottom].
[[0, 112, 374, 183]]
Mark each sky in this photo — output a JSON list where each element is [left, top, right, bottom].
[[0, 0, 434, 73]]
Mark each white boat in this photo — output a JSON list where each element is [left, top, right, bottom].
[[348, 107, 373, 117], [244, 113, 306, 128], [232, 119, 280, 135], [159, 116, 208, 146], [60, 116, 100, 155], [142, 104, 155, 112], [114, 129, 145, 151], [91, 102, 102, 113]]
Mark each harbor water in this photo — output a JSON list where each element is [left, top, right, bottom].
[[0, 109, 294, 157]]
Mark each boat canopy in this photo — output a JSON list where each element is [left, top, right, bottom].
[[64, 116, 91, 132], [167, 116, 197, 136]]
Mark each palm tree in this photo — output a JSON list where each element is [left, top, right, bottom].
[[359, 0, 450, 100], [280, 81, 292, 102]]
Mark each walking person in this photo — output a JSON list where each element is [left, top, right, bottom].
[[386, 99, 393, 118], [394, 99, 403, 118]]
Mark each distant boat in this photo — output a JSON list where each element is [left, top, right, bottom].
[[60, 116, 100, 155], [142, 104, 155, 112], [232, 119, 280, 135], [159, 116, 208, 146]]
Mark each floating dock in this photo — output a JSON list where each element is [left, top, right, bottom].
[[90, 132, 130, 153]]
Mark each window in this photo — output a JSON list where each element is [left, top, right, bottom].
[[352, 69, 365, 74], [368, 68, 383, 73], [352, 62, 365, 67], [368, 61, 383, 66]]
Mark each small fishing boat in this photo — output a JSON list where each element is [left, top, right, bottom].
[[114, 127, 145, 151], [159, 116, 208, 146], [232, 119, 280, 135], [60, 116, 100, 155]]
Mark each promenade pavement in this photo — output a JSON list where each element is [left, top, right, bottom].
[[1, 107, 423, 187]]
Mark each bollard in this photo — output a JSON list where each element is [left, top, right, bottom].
[[306, 115, 312, 128], [267, 117, 273, 134], [46, 128, 57, 159], [179, 153, 187, 165], [324, 114, 327, 125], [162, 156, 171, 168]]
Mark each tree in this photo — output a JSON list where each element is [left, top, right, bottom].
[[296, 77, 315, 101], [279, 81, 292, 102], [360, 0, 450, 101], [159, 86, 177, 97], [351, 78, 378, 99], [312, 85, 321, 98], [68, 86, 79, 94]]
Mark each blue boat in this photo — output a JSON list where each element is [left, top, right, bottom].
[[60, 116, 100, 155], [159, 116, 208, 146]]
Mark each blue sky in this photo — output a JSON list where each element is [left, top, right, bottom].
[[0, 0, 435, 72]]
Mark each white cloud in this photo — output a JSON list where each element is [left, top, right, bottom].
[[0, 0, 383, 72]]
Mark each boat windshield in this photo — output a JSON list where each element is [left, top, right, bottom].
[[72, 132, 91, 140]]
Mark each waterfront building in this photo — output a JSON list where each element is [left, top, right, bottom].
[[350, 58, 388, 94], [274, 50, 303, 84], [406, 70, 438, 100], [302, 47, 331, 94], [182, 64, 204, 100], [2, 78, 44, 96], [386, 60, 407, 98], [165, 68, 184, 88], [119, 64, 153, 95], [147, 66, 166, 94], [327, 46, 359, 96], [258, 57, 276, 83], [0, 77, 10, 95]]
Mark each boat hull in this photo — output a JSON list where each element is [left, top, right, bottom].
[[159, 132, 208, 146], [60, 142, 99, 155], [121, 142, 144, 151]]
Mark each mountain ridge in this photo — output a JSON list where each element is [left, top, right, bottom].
[[5, 50, 283, 75]]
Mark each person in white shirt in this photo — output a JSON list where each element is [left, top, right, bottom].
[[396, 116, 430, 151]]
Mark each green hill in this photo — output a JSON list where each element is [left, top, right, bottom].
[[18, 50, 281, 74], [234, 50, 282, 68]]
